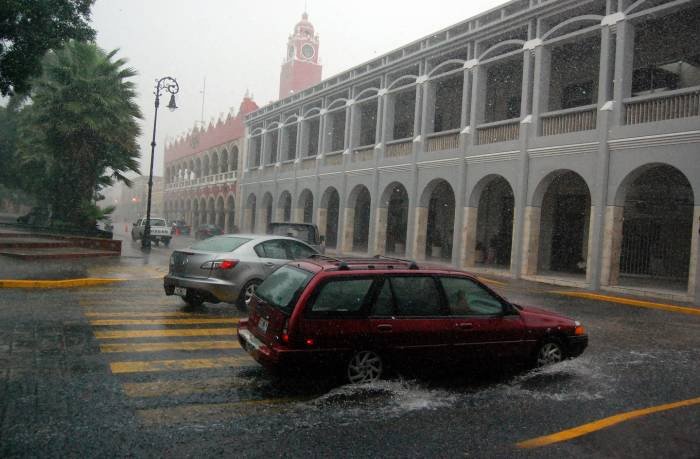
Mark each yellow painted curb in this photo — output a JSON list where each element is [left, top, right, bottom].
[[517, 396, 700, 449], [477, 276, 507, 287], [0, 278, 127, 289], [551, 290, 700, 316]]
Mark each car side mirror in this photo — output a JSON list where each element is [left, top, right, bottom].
[[319, 235, 325, 244]]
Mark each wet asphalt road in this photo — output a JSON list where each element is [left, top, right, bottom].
[[1, 235, 699, 458]]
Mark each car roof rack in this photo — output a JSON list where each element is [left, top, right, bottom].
[[308, 254, 351, 270], [373, 254, 419, 270]]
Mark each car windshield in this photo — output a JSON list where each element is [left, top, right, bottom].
[[190, 236, 250, 252], [255, 265, 313, 313], [148, 219, 166, 226]]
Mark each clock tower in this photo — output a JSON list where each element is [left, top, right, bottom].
[[279, 12, 322, 99]]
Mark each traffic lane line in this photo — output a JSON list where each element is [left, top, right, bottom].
[[122, 376, 249, 398], [552, 290, 700, 316], [517, 396, 700, 449], [94, 328, 237, 339], [137, 398, 301, 426], [100, 340, 240, 353], [84, 312, 207, 318], [110, 356, 254, 374], [90, 318, 240, 326], [0, 278, 127, 288]]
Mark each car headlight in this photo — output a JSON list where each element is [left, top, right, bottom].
[[574, 320, 586, 336]]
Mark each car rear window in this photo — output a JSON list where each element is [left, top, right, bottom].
[[255, 265, 313, 313], [149, 219, 166, 226], [190, 236, 250, 252]]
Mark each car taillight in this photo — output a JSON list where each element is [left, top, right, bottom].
[[200, 259, 239, 270], [281, 319, 290, 344]]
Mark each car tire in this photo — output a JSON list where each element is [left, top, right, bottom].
[[163, 239, 170, 247], [183, 291, 204, 308], [236, 279, 261, 312], [346, 350, 384, 384], [533, 338, 565, 368]]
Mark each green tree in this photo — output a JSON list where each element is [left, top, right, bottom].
[[1, 0, 96, 96], [17, 40, 142, 227]]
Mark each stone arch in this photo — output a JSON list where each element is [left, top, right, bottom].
[[465, 175, 515, 269], [297, 189, 314, 223], [199, 198, 207, 225], [231, 146, 240, 171], [417, 179, 455, 261], [319, 186, 340, 250], [207, 197, 216, 224], [225, 195, 236, 233], [220, 149, 229, 173], [195, 157, 202, 178], [377, 182, 409, 256], [525, 170, 592, 278], [605, 164, 695, 292], [202, 155, 210, 177], [345, 184, 372, 253], [245, 193, 257, 233], [211, 151, 219, 176]]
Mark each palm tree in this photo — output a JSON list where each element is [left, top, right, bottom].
[[17, 40, 142, 227]]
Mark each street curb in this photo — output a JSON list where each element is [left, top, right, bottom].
[[0, 278, 127, 289]]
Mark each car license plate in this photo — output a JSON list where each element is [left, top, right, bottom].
[[174, 287, 187, 297], [258, 317, 269, 333]]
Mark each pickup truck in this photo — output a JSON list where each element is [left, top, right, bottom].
[[131, 217, 172, 247]]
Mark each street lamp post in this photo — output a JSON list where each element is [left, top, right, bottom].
[[142, 76, 179, 251]]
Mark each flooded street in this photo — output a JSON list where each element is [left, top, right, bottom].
[[1, 235, 699, 457]]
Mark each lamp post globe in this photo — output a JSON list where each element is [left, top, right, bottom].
[[142, 76, 179, 251]]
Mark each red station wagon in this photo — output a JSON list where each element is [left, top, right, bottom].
[[238, 256, 588, 384]]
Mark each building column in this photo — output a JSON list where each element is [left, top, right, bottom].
[[520, 206, 541, 276], [341, 207, 355, 254], [688, 207, 700, 303], [612, 19, 635, 126], [410, 206, 429, 261], [460, 206, 478, 268], [316, 206, 327, 243], [373, 206, 388, 256], [600, 205, 624, 286]]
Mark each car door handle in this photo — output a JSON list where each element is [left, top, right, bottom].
[[376, 324, 393, 332], [264, 262, 275, 267], [457, 322, 474, 330]]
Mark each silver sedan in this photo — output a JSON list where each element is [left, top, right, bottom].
[[164, 234, 318, 309]]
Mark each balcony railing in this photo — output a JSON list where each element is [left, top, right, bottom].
[[385, 138, 413, 158], [301, 156, 316, 170], [624, 87, 700, 125], [323, 151, 344, 166], [476, 119, 520, 145], [280, 161, 294, 174], [541, 104, 597, 136], [165, 171, 237, 190], [352, 145, 375, 162], [426, 129, 460, 152]]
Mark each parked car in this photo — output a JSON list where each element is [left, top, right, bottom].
[[238, 256, 588, 384], [195, 224, 223, 240], [171, 220, 191, 235], [131, 217, 172, 246], [267, 222, 325, 253], [164, 234, 319, 309]]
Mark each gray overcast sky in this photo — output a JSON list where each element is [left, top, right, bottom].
[[91, 0, 507, 176]]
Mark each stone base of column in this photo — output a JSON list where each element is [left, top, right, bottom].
[[341, 208, 355, 254], [460, 207, 478, 268], [521, 206, 541, 276], [373, 207, 388, 256], [600, 205, 623, 286], [411, 207, 428, 261]]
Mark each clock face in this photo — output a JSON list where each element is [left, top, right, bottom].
[[301, 44, 315, 59]]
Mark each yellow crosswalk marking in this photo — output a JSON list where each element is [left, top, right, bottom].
[[121, 376, 248, 398], [137, 399, 298, 426], [90, 318, 240, 326], [85, 312, 199, 318], [110, 356, 253, 374], [94, 328, 236, 339], [100, 340, 240, 353]]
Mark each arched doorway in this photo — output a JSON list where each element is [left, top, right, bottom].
[[245, 194, 256, 233], [192, 200, 199, 230], [216, 196, 225, 229], [298, 189, 314, 223], [207, 197, 216, 224], [421, 179, 455, 261], [538, 171, 591, 276], [199, 198, 207, 225], [226, 195, 236, 233], [347, 185, 371, 253], [278, 191, 292, 222], [320, 187, 340, 250], [474, 176, 514, 268], [262, 192, 273, 230], [382, 183, 408, 255], [616, 164, 694, 290]]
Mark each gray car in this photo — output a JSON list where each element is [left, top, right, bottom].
[[164, 234, 318, 309]]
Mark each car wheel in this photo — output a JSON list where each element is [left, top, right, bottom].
[[237, 279, 261, 312], [163, 239, 170, 247], [346, 350, 383, 384], [534, 338, 565, 367], [183, 291, 204, 308]]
